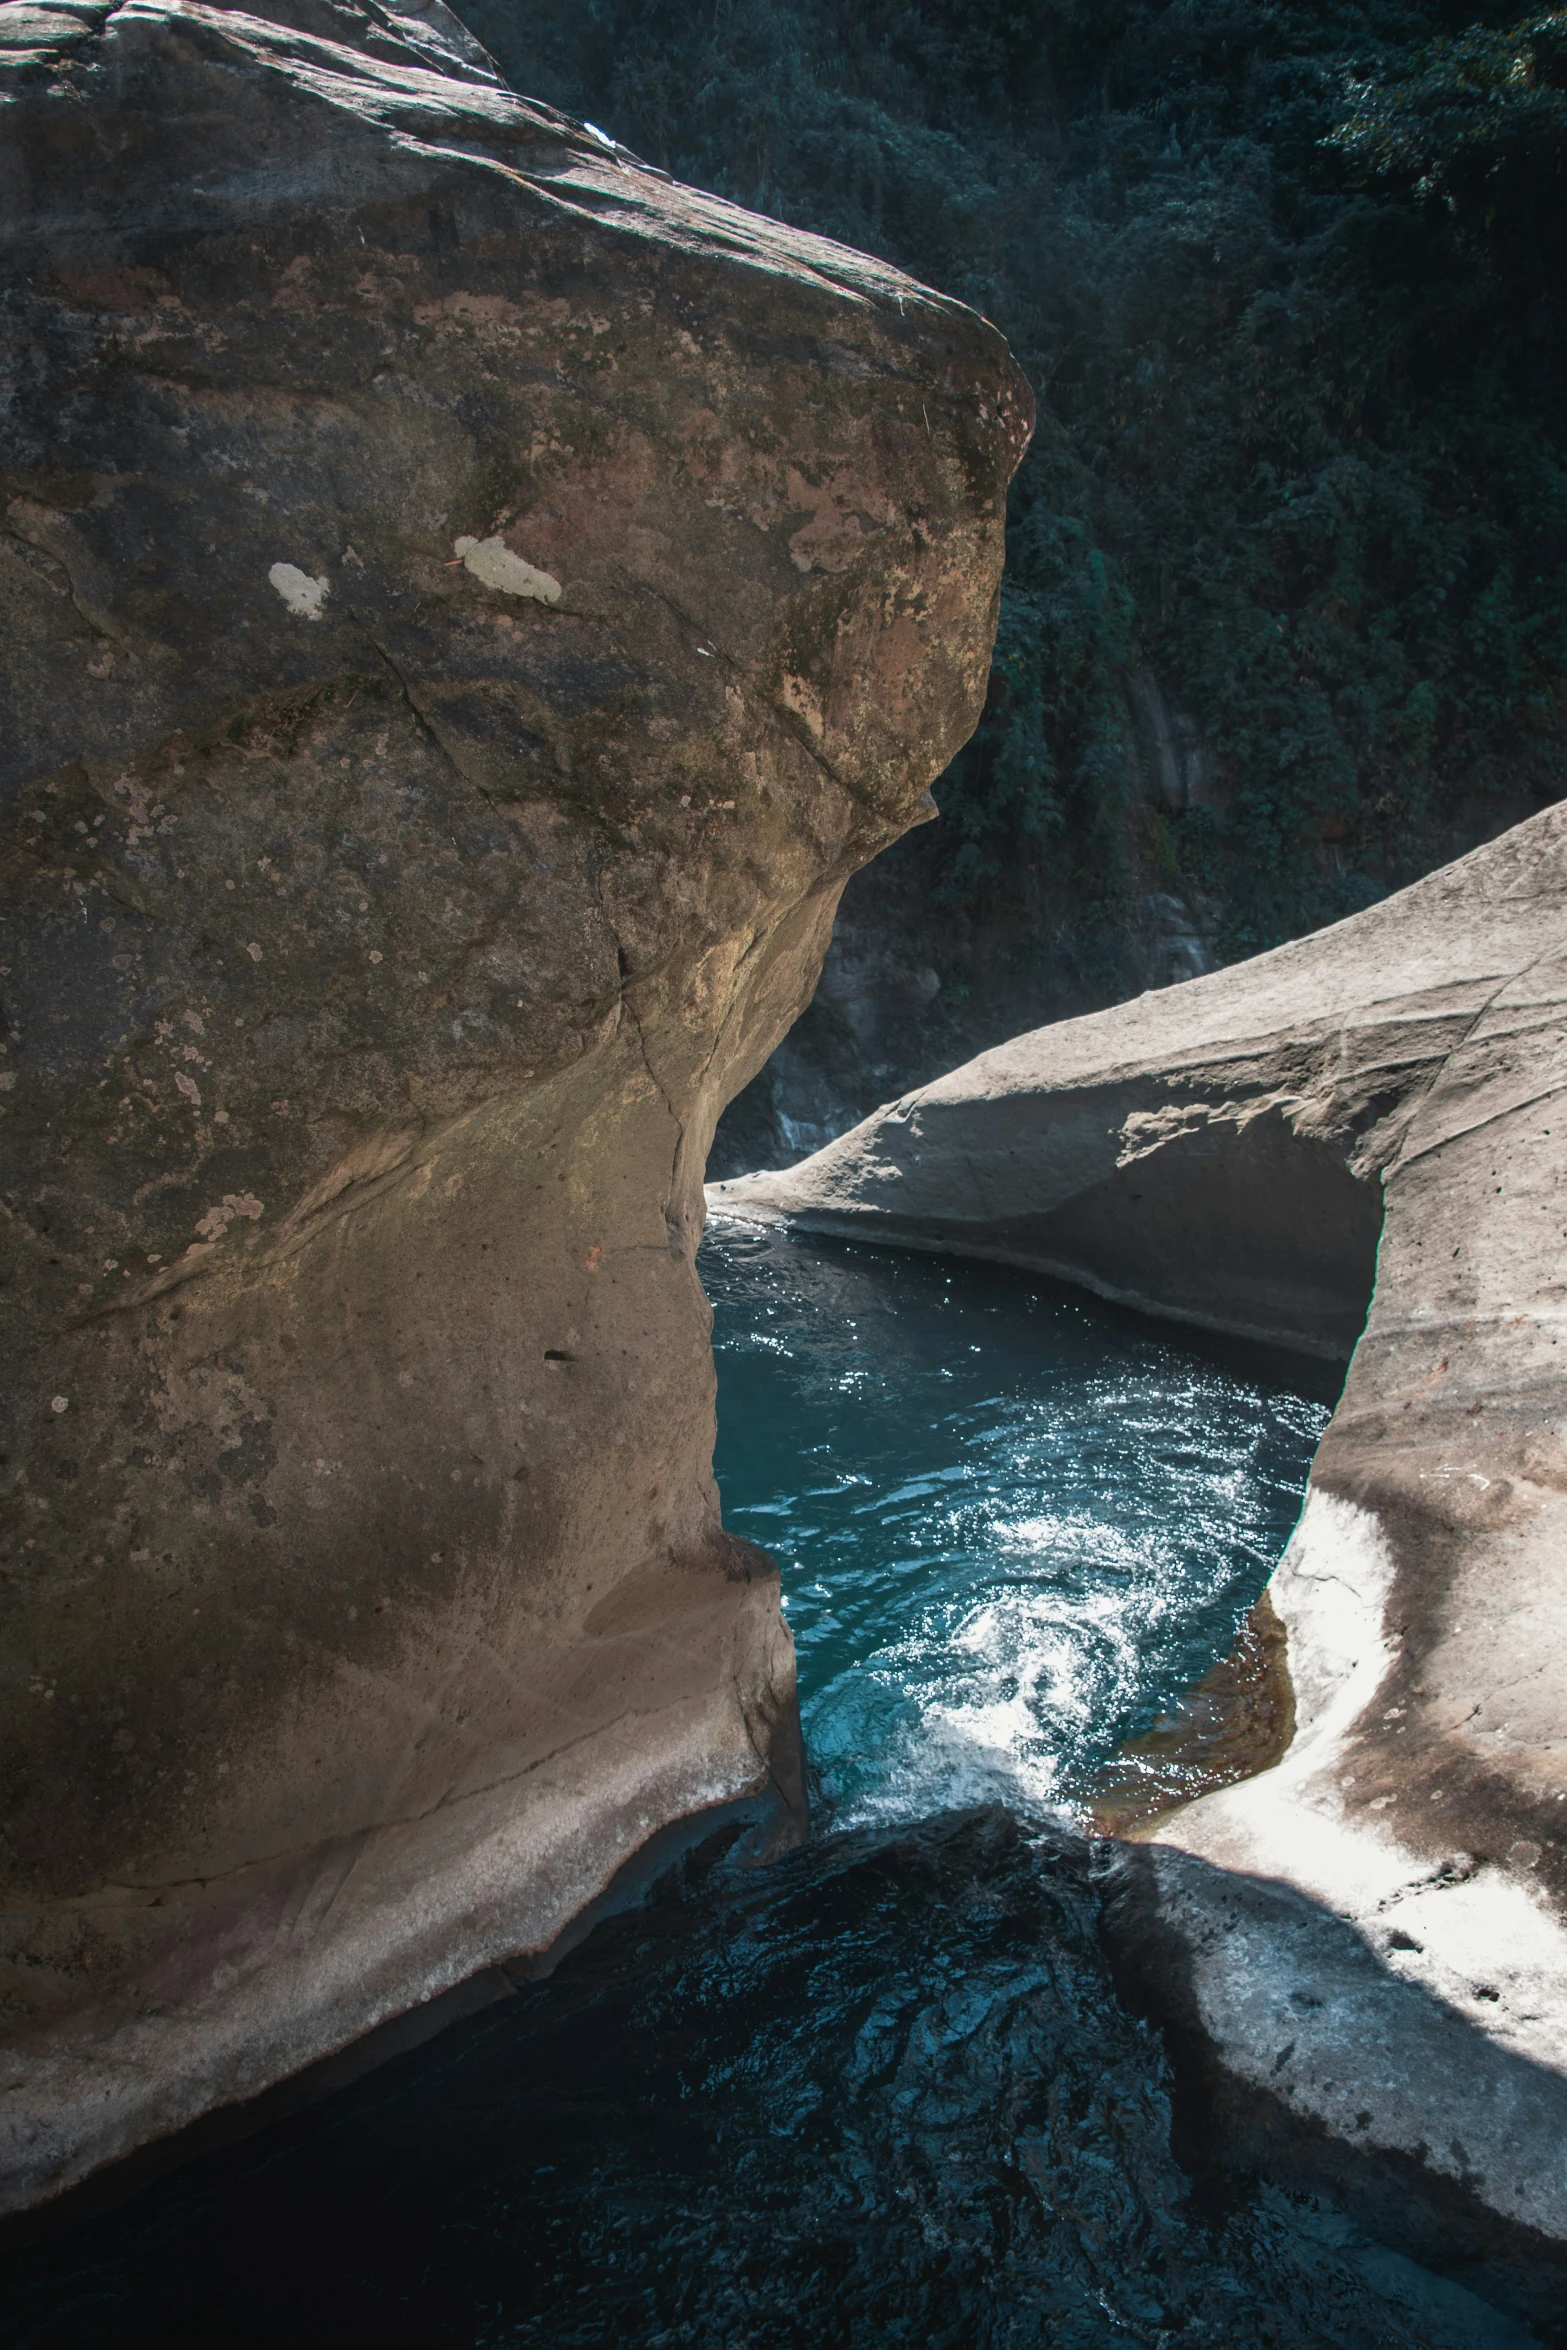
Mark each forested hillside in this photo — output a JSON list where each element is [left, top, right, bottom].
[[457, 0, 1567, 1154]]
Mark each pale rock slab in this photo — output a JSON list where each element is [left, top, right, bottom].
[[713, 805, 1567, 2260]]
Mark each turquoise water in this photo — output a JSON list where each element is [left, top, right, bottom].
[[0, 1233, 1541, 2349], [705, 1221, 1335, 1825]]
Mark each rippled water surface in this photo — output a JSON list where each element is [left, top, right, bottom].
[[707, 1223, 1332, 1823], [0, 1233, 1536, 2348]]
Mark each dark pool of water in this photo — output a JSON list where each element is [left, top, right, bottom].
[[0, 1237, 1535, 2348], [706, 1224, 1335, 1825], [0, 1816, 1534, 2349]]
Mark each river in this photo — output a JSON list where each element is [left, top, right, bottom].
[[0, 1231, 1531, 2348]]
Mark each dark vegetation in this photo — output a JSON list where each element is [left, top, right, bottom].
[[460, 0, 1567, 981]]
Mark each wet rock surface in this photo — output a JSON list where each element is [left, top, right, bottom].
[[711, 804, 1567, 2256], [1087, 1591, 1296, 1835], [0, 0, 1029, 2206]]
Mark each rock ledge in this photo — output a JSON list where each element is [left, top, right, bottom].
[[713, 805, 1567, 2255]]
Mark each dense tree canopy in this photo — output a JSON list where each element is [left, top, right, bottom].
[[461, 0, 1567, 967]]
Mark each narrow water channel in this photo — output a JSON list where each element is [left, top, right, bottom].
[[0, 1236, 1533, 2349], [707, 1222, 1332, 1827]]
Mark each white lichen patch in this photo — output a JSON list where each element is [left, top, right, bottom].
[[268, 561, 329, 621], [194, 1191, 265, 1242], [453, 535, 561, 605]]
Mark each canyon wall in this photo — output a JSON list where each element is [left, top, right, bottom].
[[0, 0, 1030, 2207], [713, 805, 1567, 2267]]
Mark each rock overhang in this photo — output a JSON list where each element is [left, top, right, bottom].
[[712, 803, 1567, 2274], [0, 0, 1031, 2210]]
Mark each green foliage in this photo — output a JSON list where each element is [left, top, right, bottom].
[[461, 0, 1567, 961], [1331, 11, 1567, 230]]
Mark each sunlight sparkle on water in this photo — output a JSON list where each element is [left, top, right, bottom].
[[704, 1222, 1334, 1827]]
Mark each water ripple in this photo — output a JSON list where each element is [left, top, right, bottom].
[[705, 1224, 1336, 1827]]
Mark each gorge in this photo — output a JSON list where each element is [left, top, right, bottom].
[[715, 800, 1567, 2310], [3, 0, 1566, 2341]]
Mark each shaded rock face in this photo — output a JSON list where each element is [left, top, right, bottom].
[[0, 0, 1030, 2208], [713, 805, 1567, 2252]]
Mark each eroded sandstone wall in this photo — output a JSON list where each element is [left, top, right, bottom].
[[713, 807, 1567, 2272], [0, 0, 1030, 2207]]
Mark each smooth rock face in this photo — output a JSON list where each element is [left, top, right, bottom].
[[0, 0, 1030, 2208], [713, 805, 1567, 2253]]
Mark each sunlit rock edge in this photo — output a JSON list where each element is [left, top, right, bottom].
[[712, 801, 1567, 2274]]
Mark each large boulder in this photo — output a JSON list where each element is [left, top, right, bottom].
[[0, 0, 1030, 2208], [713, 806, 1567, 2273]]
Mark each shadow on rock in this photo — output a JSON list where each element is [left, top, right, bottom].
[[0, 1809, 1552, 2349], [1101, 1838, 1567, 2346]]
